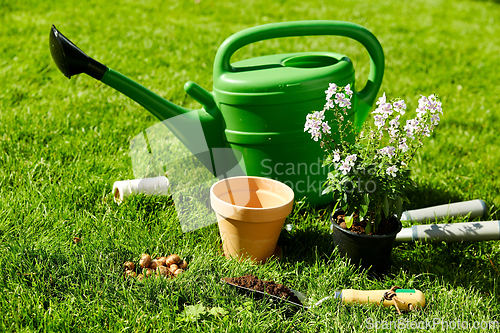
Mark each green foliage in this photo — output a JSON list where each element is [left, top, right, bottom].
[[179, 303, 228, 323]]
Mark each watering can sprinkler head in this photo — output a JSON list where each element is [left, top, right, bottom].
[[49, 25, 107, 80]]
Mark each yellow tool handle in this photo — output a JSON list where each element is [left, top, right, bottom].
[[342, 289, 425, 311]]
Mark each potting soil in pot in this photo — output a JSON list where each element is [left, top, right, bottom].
[[334, 211, 399, 235], [222, 274, 302, 305]]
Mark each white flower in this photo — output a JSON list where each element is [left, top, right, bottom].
[[374, 114, 385, 130], [398, 138, 409, 152], [321, 121, 331, 134], [378, 146, 396, 158], [304, 110, 327, 140], [430, 114, 440, 126], [386, 165, 398, 177], [393, 100, 406, 115], [338, 161, 352, 175], [344, 84, 353, 98], [388, 115, 400, 142], [325, 99, 335, 110], [389, 115, 400, 128], [325, 83, 337, 100], [335, 92, 352, 109], [376, 93, 387, 107], [345, 154, 357, 166], [374, 92, 393, 116], [333, 150, 341, 162], [422, 125, 431, 137], [404, 119, 420, 139]]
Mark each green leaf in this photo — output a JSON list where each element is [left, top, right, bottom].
[[360, 193, 370, 217], [208, 307, 228, 317], [180, 304, 206, 321], [401, 193, 411, 204], [383, 195, 389, 218], [345, 214, 354, 228], [332, 200, 341, 213], [360, 204, 368, 217], [365, 220, 371, 234], [395, 196, 403, 220]]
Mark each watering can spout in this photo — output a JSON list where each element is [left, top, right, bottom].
[[49, 25, 227, 173], [49, 25, 107, 80], [49, 25, 191, 121]]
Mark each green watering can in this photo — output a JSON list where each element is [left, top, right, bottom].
[[49, 21, 384, 206]]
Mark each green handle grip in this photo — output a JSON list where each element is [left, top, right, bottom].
[[213, 20, 384, 108]]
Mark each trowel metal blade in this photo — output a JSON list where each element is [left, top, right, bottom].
[[221, 278, 304, 308]]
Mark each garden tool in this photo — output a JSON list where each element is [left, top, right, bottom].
[[401, 199, 487, 223], [222, 278, 425, 313], [396, 220, 500, 243], [49, 21, 384, 206], [396, 199, 500, 242]]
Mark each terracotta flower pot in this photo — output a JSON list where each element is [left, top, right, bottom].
[[331, 210, 402, 275], [210, 176, 294, 263]]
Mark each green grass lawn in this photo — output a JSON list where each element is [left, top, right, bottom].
[[1, 0, 499, 331]]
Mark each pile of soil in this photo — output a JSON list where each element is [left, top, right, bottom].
[[223, 274, 302, 306], [334, 211, 399, 235]]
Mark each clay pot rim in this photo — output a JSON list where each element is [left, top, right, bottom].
[[330, 211, 402, 239], [210, 176, 294, 212]]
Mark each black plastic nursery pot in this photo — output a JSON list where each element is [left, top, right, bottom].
[[331, 212, 402, 276]]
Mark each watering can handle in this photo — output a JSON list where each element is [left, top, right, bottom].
[[214, 20, 384, 110]]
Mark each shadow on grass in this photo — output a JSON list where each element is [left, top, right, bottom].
[[393, 184, 499, 297], [281, 185, 499, 293], [403, 182, 465, 211], [278, 226, 335, 264], [393, 241, 500, 296]]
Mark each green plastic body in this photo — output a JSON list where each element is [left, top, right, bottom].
[[212, 21, 384, 205], [100, 21, 384, 206]]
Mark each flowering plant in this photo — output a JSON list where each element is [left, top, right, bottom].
[[305, 84, 443, 234]]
